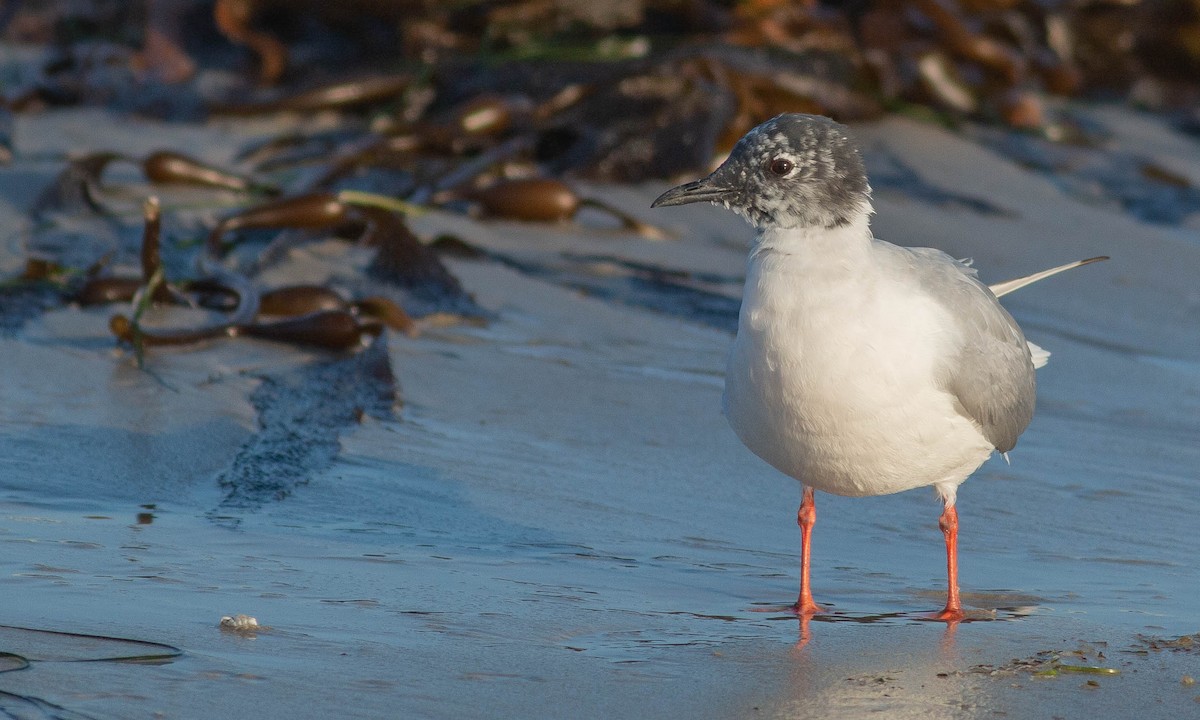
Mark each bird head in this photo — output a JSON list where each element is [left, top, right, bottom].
[[651, 113, 871, 230]]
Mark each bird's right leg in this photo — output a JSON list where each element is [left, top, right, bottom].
[[931, 502, 965, 622], [795, 485, 824, 615]]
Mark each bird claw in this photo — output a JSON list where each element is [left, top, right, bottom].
[[929, 606, 965, 623]]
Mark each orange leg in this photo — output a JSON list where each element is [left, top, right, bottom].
[[794, 486, 824, 615], [932, 504, 965, 621]]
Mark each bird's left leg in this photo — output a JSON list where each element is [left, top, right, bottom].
[[795, 485, 824, 615], [932, 502, 964, 622]]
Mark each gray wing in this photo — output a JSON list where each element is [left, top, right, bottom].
[[902, 247, 1037, 453]]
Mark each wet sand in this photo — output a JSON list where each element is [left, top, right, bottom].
[[1, 105, 1199, 718]]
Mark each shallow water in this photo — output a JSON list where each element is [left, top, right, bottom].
[[2, 108, 1199, 718]]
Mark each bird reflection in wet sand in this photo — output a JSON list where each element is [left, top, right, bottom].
[[653, 114, 1104, 621]]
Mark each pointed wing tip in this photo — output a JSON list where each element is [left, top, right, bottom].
[[989, 255, 1110, 298]]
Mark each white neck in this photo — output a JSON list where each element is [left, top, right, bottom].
[[751, 206, 874, 264]]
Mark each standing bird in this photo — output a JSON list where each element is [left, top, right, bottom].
[[652, 113, 1103, 620]]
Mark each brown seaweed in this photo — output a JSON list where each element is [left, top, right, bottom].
[[213, 0, 288, 85], [110, 312, 233, 346], [259, 285, 349, 316], [19, 258, 65, 282], [471, 177, 580, 222], [237, 310, 376, 350], [75, 197, 179, 306], [207, 192, 352, 254], [466, 178, 668, 238], [112, 246, 262, 350], [77, 277, 143, 306], [139, 196, 186, 304], [353, 296, 416, 335], [210, 75, 411, 115], [143, 150, 276, 194]]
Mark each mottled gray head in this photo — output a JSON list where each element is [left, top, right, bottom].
[[651, 114, 871, 230]]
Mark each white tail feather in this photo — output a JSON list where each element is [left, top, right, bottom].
[[1027, 341, 1050, 369]]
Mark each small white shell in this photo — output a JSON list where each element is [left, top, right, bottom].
[[219, 614, 259, 630]]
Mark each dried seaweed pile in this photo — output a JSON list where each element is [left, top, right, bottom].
[[5, 2, 1200, 145], [16, 168, 476, 353]]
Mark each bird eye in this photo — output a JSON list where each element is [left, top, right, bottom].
[[768, 158, 794, 176]]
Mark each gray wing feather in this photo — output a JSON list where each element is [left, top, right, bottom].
[[902, 247, 1037, 453]]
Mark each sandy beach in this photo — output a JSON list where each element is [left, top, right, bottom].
[[1, 96, 1198, 719]]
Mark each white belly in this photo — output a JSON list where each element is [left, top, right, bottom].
[[723, 246, 994, 498]]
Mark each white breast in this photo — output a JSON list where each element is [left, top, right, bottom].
[[722, 222, 994, 498]]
